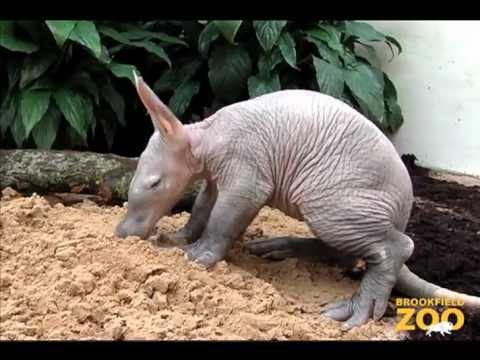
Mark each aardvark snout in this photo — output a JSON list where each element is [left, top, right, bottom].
[[114, 215, 151, 239]]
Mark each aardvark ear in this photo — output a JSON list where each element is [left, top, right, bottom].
[[134, 71, 188, 149]]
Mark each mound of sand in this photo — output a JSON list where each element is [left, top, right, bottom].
[[0, 190, 401, 340]]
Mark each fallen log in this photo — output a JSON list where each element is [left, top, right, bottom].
[[0, 149, 199, 210]]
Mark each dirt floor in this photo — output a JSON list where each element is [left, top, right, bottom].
[[401, 161, 480, 341], [0, 192, 403, 340], [1, 163, 479, 340]]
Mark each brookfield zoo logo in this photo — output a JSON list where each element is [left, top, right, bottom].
[[395, 298, 465, 337]]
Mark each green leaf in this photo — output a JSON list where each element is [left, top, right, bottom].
[[7, 58, 22, 90], [340, 96, 355, 108], [208, 44, 252, 102], [339, 48, 357, 69], [386, 36, 402, 54], [20, 52, 57, 88], [198, 22, 220, 56], [248, 73, 281, 98], [108, 44, 125, 54], [344, 21, 402, 59], [101, 83, 126, 127], [98, 46, 111, 64], [108, 62, 139, 85], [129, 40, 171, 67], [99, 116, 117, 150], [383, 74, 403, 132], [66, 124, 88, 148], [312, 57, 344, 98], [154, 58, 203, 93], [67, 72, 100, 105], [100, 28, 171, 66], [345, 21, 386, 42], [305, 36, 340, 67], [11, 116, 27, 147], [356, 41, 380, 67], [20, 89, 52, 137], [383, 73, 398, 101], [0, 21, 39, 53], [113, 23, 187, 45], [29, 76, 55, 91], [154, 73, 180, 93], [69, 21, 102, 59], [258, 48, 283, 77], [168, 80, 201, 117], [307, 25, 343, 53], [344, 63, 385, 121], [98, 26, 133, 45], [53, 88, 93, 139], [120, 29, 187, 46], [32, 105, 61, 149], [90, 112, 97, 136], [212, 21, 243, 44], [318, 24, 342, 41], [386, 35, 402, 57], [0, 92, 19, 136], [385, 99, 403, 132], [3, 90, 25, 147], [253, 21, 287, 52], [278, 32, 298, 70], [45, 20, 77, 47]]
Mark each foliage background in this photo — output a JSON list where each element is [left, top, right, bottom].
[[0, 20, 403, 156]]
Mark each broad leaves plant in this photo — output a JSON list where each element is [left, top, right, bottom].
[[0, 20, 404, 151], [0, 20, 183, 149], [153, 20, 404, 132]]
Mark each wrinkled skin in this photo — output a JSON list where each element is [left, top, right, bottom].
[[114, 74, 203, 239], [115, 75, 415, 329], [114, 132, 198, 239]]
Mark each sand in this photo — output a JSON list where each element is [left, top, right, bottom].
[[0, 188, 402, 340]]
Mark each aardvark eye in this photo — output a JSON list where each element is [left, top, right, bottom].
[[149, 178, 162, 189]]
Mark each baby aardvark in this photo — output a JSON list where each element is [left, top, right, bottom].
[[115, 73, 480, 329]]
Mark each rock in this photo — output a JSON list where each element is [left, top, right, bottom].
[[153, 292, 168, 310], [105, 318, 128, 340], [72, 303, 92, 323], [130, 264, 167, 283], [55, 247, 77, 262], [68, 268, 96, 295], [1, 187, 21, 201], [117, 289, 134, 304], [144, 273, 176, 295], [0, 274, 13, 288]]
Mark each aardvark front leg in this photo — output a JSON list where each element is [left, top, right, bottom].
[[183, 189, 266, 268], [169, 180, 217, 245]]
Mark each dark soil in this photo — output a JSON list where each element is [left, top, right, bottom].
[[401, 156, 480, 341]]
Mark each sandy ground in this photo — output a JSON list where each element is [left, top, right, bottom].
[[429, 171, 480, 187], [0, 189, 403, 340]]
